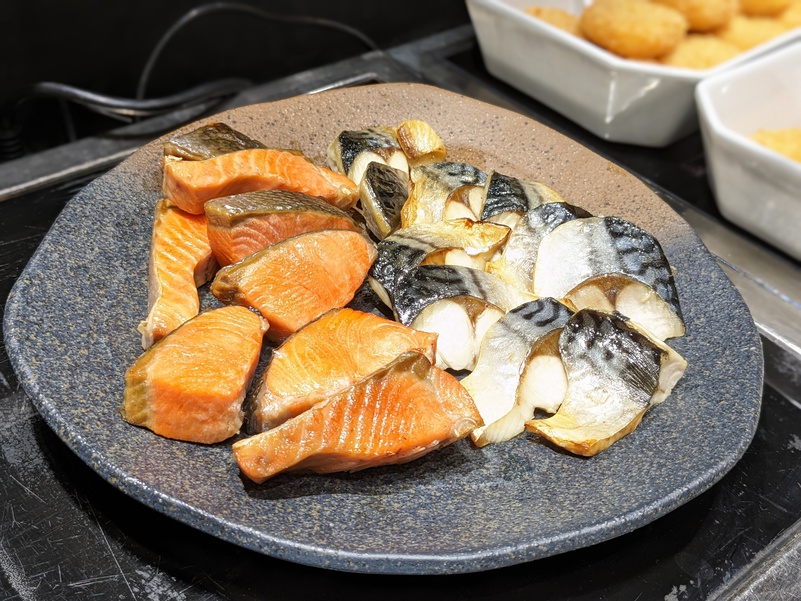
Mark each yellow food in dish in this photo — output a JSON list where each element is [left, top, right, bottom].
[[659, 33, 742, 68], [651, 0, 738, 31], [751, 128, 801, 163], [524, 6, 582, 36], [523, 0, 798, 68], [715, 14, 791, 49], [579, 0, 688, 59], [739, 0, 792, 16]]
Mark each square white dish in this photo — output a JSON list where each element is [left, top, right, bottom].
[[695, 41, 801, 261], [466, 0, 801, 147]]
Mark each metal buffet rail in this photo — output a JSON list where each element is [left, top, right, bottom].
[[1, 25, 801, 600]]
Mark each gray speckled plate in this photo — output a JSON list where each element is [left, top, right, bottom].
[[3, 83, 763, 575]]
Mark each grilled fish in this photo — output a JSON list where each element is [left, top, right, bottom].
[[211, 229, 377, 341], [233, 351, 482, 483], [358, 162, 409, 240], [487, 202, 592, 292], [461, 298, 574, 446], [204, 189, 361, 266], [163, 148, 359, 214], [368, 218, 510, 308], [394, 119, 447, 166], [123, 305, 268, 444], [137, 198, 218, 349], [525, 309, 687, 456], [163, 122, 267, 162], [533, 216, 685, 340], [481, 172, 567, 226], [393, 265, 536, 370], [401, 161, 487, 226], [326, 126, 409, 186], [249, 307, 437, 431]]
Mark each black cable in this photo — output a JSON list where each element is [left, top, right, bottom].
[[26, 78, 252, 119], [136, 2, 381, 100]]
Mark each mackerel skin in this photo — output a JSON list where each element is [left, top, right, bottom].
[[481, 172, 567, 221], [534, 216, 683, 320], [392, 264, 534, 326]]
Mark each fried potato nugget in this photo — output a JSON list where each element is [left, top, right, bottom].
[[752, 128, 801, 163], [651, 0, 738, 31], [659, 33, 742, 68], [739, 0, 791, 16], [715, 15, 791, 49], [525, 6, 583, 36], [579, 0, 688, 59], [779, 0, 801, 26]]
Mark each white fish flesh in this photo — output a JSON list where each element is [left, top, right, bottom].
[[392, 265, 536, 370], [487, 202, 592, 292], [461, 298, 574, 446]]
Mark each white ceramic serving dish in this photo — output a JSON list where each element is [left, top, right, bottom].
[[695, 41, 801, 261], [466, 0, 801, 147]]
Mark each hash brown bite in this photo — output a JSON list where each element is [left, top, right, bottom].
[[650, 0, 738, 32], [659, 33, 742, 68], [524, 6, 583, 36], [715, 14, 791, 49], [579, 0, 688, 59], [739, 0, 792, 16]]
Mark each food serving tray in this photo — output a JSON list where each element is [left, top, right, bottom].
[[2, 83, 763, 575]]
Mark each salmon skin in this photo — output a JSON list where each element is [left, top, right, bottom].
[[162, 148, 359, 214], [205, 189, 362, 267], [249, 307, 438, 432], [137, 198, 218, 349], [163, 122, 267, 162], [211, 229, 377, 341], [123, 306, 268, 444], [233, 351, 482, 483]]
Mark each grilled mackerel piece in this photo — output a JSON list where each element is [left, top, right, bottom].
[[358, 162, 410, 240], [326, 126, 408, 185], [481, 172, 568, 225], [401, 161, 487, 226], [533, 216, 684, 339], [392, 265, 536, 371], [462, 298, 574, 446], [487, 202, 593, 292], [368, 219, 510, 309], [525, 309, 687, 456]]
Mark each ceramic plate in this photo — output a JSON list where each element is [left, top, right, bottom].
[[3, 83, 763, 575]]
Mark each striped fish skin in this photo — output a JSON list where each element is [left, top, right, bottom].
[[488, 202, 592, 291], [525, 308, 686, 456], [163, 122, 266, 161], [481, 172, 567, 221], [401, 161, 487, 226], [327, 127, 404, 179], [533, 216, 683, 319], [359, 162, 409, 240], [392, 264, 534, 326], [463, 298, 574, 445], [560, 309, 663, 402], [369, 219, 509, 308]]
